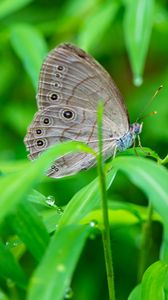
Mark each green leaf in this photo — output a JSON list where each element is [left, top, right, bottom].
[[112, 156, 168, 225], [0, 0, 32, 19], [112, 156, 168, 261], [9, 201, 50, 261], [10, 24, 48, 89], [0, 241, 27, 288], [141, 261, 168, 299], [58, 168, 116, 227], [128, 284, 141, 300], [0, 289, 10, 300], [123, 0, 155, 86], [0, 141, 95, 222], [78, 1, 119, 51], [27, 158, 116, 300], [28, 225, 90, 300]]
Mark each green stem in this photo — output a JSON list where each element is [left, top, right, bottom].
[[137, 202, 153, 282], [97, 102, 115, 300], [158, 154, 168, 165]]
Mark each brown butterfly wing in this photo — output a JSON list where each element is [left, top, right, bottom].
[[25, 43, 129, 178], [37, 43, 129, 133], [24, 104, 118, 177]]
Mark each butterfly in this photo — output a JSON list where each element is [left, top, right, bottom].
[[24, 43, 142, 178]]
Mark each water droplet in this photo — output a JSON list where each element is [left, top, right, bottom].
[[133, 75, 143, 87], [5, 239, 21, 249], [89, 220, 99, 240], [46, 195, 55, 207], [89, 220, 98, 228], [56, 206, 64, 215], [89, 233, 96, 240], [64, 287, 73, 299]]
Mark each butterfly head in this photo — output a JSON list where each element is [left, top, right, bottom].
[[130, 122, 143, 136]]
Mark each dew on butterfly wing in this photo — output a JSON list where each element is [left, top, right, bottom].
[[46, 195, 55, 207], [64, 287, 73, 299]]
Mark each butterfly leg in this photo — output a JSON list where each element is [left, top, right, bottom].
[[137, 135, 151, 156], [133, 138, 139, 156], [112, 145, 117, 159]]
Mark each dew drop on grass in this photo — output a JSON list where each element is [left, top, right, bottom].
[[64, 287, 73, 299], [46, 195, 55, 206], [56, 206, 64, 215], [46, 195, 64, 214], [133, 74, 143, 87], [89, 220, 98, 240], [89, 220, 97, 228]]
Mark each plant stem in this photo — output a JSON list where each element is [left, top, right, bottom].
[[137, 202, 153, 282], [97, 102, 115, 300]]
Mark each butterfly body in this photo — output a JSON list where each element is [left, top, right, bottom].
[[116, 123, 142, 151], [24, 43, 142, 178]]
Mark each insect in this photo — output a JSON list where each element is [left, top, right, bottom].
[[24, 43, 142, 178]]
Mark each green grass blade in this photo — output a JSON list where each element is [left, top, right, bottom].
[[0, 289, 10, 300], [78, 1, 119, 51], [0, 141, 95, 222], [8, 201, 50, 261], [141, 261, 168, 299], [112, 156, 168, 261], [58, 168, 116, 227], [124, 0, 154, 86], [0, 0, 32, 19], [28, 225, 90, 300], [10, 24, 48, 89], [128, 284, 141, 300], [0, 241, 27, 288], [112, 156, 168, 224]]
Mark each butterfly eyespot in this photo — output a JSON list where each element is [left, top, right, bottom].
[[37, 140, 44, 147], [63, 110, 73, 119], [51, 165, 59, 172], [55, 73, 61, 78], [53, 82, 62, 89], [57, 65, 64, 71], [50, 93, 58, 100], [36, 129, 42, 135], [47, 91, 61, 103], [35, 138, 47, 149], [43, 118, 49, 124], [40, 116, 53, 126], [60, 108, 76, 122]]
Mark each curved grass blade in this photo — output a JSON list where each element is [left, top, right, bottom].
[[112, 156, 168, 261], [141, 261, 168, 299], [112, 156, 168, 224], [0, 141, 95, 222], [124, 0, 154, 86], [10, 23, 47, 89], [27, 225, 90, 300], [0, 241, 27, 288], [0, 0, 32, 19]]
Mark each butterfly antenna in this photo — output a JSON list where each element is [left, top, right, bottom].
[[136, 85, 163, 122]]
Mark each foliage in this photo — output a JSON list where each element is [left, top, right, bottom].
[[0, 0, 168, 299]]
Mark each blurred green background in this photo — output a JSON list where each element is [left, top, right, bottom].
[[0, 0, 167, 299]]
